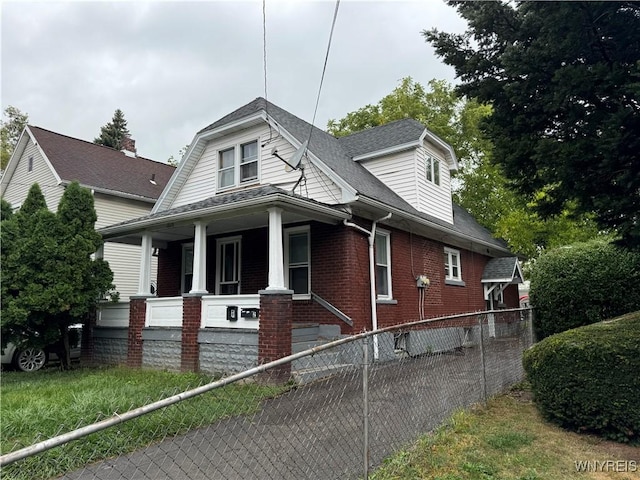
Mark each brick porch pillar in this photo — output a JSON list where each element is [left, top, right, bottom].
[[127, 296, 148, 367], [258, 290, 293, 381], [181, 294, 202, 372]]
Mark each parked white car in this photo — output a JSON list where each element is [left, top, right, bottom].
[[1, 325, 82, 372]]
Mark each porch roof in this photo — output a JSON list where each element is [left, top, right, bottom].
[[481, 257, 524, 284], [98, 185, 351, 245]]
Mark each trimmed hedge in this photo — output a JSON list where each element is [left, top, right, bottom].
[[523, 312, 640, 442], [529, 239, 640, 339]]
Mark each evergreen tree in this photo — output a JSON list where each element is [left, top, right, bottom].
[[0, 182, 115, 369], [424, 1, 640, 248], [94, 109, 131, 150], [1, 106, 29, 169]]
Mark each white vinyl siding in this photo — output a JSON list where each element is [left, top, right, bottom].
[[94, 194, 157, 301], [1, 139, 63, 210], [359, 149, 418, 207], [416, 143, 453, 224], [171, 124, 343, 208]]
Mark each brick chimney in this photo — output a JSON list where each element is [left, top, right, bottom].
[[121, 136, 137, 157]]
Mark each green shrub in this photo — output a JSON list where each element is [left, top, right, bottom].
[[529, 239, 640, 339], [523, 312, 640, 442]]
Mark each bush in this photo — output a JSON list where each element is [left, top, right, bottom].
[[523, 312, 640, 442], [529, 239, 640, 339]]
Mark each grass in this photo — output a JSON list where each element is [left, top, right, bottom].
[[371, 383, 640, 480], [0, 366, 288, 480]]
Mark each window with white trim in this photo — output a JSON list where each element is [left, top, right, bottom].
[[27, 156, 33, 172], [181, 243, 194, 293], [217, 140, 259, 190], [216, 236, 241, 295], [284, 226, 310, 298], [375, 230, 392, 299], [425, 155, 440, 186], [444, 247, 462, 282]]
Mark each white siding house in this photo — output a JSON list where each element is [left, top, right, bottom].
[[0, 126, 175, 301]]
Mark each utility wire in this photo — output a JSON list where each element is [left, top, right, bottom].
[[262, 0, 274, 144], [306, 0, 341, 149]]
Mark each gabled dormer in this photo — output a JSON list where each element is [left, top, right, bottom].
[[338, 119, 458, 224]]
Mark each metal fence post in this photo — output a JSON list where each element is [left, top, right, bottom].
[[478, 314, 488, 403], [363, 335, 370, 479]]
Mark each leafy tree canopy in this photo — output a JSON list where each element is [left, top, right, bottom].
[[1, 182, 116, 368], [94, 108, 131, 150], [1, 106, 29, 170], [424, 1, 640, 248], [327, 77, 600, 257]]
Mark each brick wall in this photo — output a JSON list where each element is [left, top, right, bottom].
[[127, 297, 147, 367], [181, 295, 201, 372], [258, 292, 292, 380]]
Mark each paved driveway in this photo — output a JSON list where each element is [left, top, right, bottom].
[[61, 335, 527, 480]]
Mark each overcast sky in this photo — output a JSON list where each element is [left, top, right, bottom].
[[1, 0, 467, 163]]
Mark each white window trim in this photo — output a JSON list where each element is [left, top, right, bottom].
[[27, 156, 34, 173], [181, 243, 194, 294], [375, 229, 393, 300], [444, 247, 464, 284], [284, 225, 311, 300], [425, 155, 441, 186], [216, 139, 260, 192], [215, 236, 242, 295]]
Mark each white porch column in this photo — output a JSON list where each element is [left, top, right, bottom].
[[190, 220, 208, 294], [266, 207, 286, 290], [137, 232, 153, 296]]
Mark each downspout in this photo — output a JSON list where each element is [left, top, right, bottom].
[[343, 212, 392, 361]]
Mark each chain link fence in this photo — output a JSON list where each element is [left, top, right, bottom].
[[1, 308, 534, 480]]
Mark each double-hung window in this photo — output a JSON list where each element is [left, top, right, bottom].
[[181, 243, 194, 293], [285, 226, 310, 298], [217, 140, 259, 190], [444, 247, 463, 283], [216, 236, 241, 295], [375, 230, 392, 299], [425, 155, 440, 186]]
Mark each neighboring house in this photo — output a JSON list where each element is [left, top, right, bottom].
[[0, 126, 175, 301], [97, 97, 523, 375]]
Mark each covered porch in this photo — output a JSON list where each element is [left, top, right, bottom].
[[98, 186, 351, 375]]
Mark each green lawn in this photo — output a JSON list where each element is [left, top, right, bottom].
[[1, 366, 287, 480], [371, 383, 640, 480]]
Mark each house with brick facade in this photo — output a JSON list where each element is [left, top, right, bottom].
[[0, 126, 175, 303], [96, 97, 522, 375]]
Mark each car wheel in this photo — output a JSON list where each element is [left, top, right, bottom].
[[14, 348, 48, 372]]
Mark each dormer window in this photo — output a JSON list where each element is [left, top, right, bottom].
[[218, 140, 259, 190], [426, 155, 440, 186]]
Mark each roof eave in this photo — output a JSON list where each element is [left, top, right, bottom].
[[356, 195, 511, 256], [351, 140, 422, 162], [100, 192, 350, 239]]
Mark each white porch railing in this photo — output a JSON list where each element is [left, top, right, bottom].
[[97, 302, 130, 327], [201, 294, 260, 329], [146, 297, 183, 328]]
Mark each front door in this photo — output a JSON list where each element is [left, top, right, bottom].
[[216, 237, 241, 294]]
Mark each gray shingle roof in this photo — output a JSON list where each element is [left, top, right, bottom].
[[482, 257, 522, 282], [338, 119, 426, 158], [196, 97, 509, 252], [29, 126, 175, 201]]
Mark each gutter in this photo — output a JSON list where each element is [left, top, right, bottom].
[[357, 196, 511, 255], [343, 212, 392, 361]]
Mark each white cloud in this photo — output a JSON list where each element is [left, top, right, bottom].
[[1, 0, 466, 162]]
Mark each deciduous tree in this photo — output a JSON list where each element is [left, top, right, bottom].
[[1, 106, 29, 169]]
